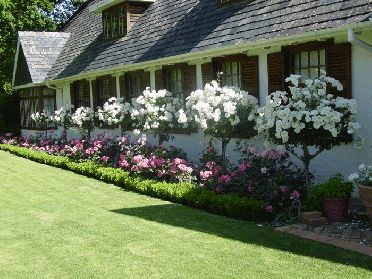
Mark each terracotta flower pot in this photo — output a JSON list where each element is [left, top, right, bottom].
[[323, 198, 349, 222], [358, 185, 372, 220]]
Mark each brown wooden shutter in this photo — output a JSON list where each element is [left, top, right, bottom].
[[202, 62, 213, 85], [326, 43, 352, 98], [267, 52, 285, 94], [241, 56, 259, 99], [155, 69, 163, 91]]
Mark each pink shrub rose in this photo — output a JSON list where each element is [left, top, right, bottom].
[[200, 171, 213, 180]]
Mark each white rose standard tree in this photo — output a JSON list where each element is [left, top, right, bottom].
[[185, 81, 258, 168], [52, 104, 74, 142], [97, 97, 131, 136], [71, 106, 95, 142], [130, 88, 187, 145], [256, 72, 360, 188], [31, 110, 52, 139]]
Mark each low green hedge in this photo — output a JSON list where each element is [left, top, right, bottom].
[[0, 144, 267, 221]]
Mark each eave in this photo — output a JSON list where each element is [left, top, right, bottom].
[[89, 0, 155, 13]]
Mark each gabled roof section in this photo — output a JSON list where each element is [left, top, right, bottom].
[[47, 0, 372, 81], [13, 31, 70, 87]]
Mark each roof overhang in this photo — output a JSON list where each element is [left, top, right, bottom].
[[49, 20, 372, 86], [13, 82, 45, 90], [89, 0, 155, 13]]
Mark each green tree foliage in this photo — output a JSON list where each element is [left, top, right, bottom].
[[0, 0, 86, 134]]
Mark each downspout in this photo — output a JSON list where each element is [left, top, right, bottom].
[[348, 29, 372, 53]]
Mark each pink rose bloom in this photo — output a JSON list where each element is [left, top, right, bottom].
[[291, 190, 301, 199], [85, 148, 95, 156], [238, 163, 248, 172], [200, 171, 213, 180], [131, 165, 138, 172], [139, 160, 150, 170], [177, 164, 193, 174], [280, 186, 289, 193], [213, 166, 223, 175], [265, 205, 273, 214], [132, 155, 144, 164], [205, 161, 216, 170], [150, 157, 164, 168], [218, 175, 231, 184], [100, 156, 109, 163], [119, 159, 129, 169], [174, 158, 187, 165]]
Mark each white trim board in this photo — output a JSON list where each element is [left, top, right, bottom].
[[89, 0, 155, 13]]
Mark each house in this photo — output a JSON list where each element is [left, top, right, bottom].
[[11, 0, 372, 179]]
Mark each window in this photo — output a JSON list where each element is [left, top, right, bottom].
[[221, 61, 241, 87], [71, 80, 90, 109], [94, 76, 116, 108], [292, 49, 326, 79], [19, 87, 56, 129], [165, 68, 184, 99], [125, 73, 142, 100], [269, 40, 352, 98], [103, 4, 127, 39]]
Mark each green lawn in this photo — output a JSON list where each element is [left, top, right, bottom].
[[0, 151, 371, 278]]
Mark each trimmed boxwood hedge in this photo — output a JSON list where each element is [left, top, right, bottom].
[[0, 144, 267, 221]]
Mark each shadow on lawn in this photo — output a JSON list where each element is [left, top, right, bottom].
[[111, 204, 372, 271]]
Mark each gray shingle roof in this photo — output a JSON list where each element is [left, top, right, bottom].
[[18, 31, 70, 83], [45, 0, 372, 81]]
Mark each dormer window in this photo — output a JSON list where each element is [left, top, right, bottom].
[[90, 0, 155, 40], [103, 4, 126, 39]]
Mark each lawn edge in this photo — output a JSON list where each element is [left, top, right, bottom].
[[0, 144, 267, 221]]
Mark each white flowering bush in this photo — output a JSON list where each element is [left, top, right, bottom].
[[71, 106, 95, 142], [349, 164, 372, 186], [97, 97, 131, 135], [52, 104, 74, 141], [256, 72, 360, 187], [131, 88, 186, 144], [185, 81, 258, 163], [31, 110, 52, 138]]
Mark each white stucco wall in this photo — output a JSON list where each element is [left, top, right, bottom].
[[21, 32, 372, 181]]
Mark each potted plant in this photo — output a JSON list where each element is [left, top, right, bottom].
[[349, 164, 372, 219], [306, 175, 353, 222]]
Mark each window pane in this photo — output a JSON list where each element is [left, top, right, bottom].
[[301, 69, 309, 79], [301, 52, 308, 68], [310, 51, 318, 67], [293, 53, 300, 69], [310, 68, 318, 79], [320, 49, 326, 66]]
